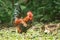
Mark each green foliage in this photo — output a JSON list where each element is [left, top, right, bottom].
[[23, 0, 60, 23], [0, 0, 60, 23], [0, 0, 12, 23]]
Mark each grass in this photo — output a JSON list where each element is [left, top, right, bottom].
[[0, 23, 60, 40]]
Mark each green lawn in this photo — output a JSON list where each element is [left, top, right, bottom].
[[0, 23, 60, 40]]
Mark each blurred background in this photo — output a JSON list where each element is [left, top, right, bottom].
[[0, 0, 60, 24]]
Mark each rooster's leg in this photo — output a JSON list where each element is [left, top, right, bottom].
[[16, 25, 22, 33]]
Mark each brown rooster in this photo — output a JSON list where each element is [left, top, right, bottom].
[[14, 11, 33, 33]]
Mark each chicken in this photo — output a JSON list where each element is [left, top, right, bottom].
[[23, 11, 33, 22], [14, 11, 33, 33], [14, 18, 27, 33], [15, 18, 27, 27], [23, 11, 33, 28]]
